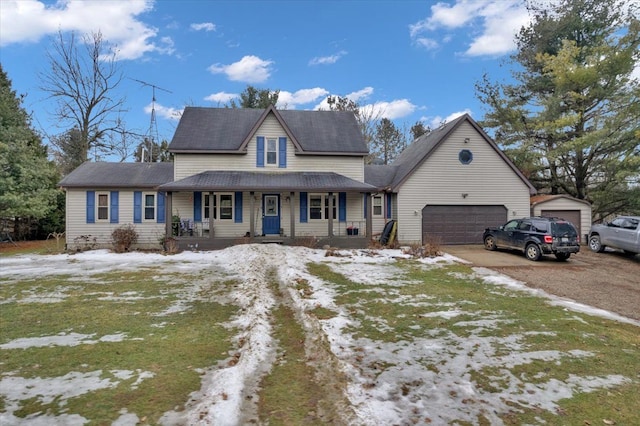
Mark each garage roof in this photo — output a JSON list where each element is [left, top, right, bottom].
[[365, 114, 536, 195]]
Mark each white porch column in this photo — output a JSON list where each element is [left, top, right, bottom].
[[328, 191, 334, 237]]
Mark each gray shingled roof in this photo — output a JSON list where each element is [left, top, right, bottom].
[[364, 114, 536, 194], [364, 165, 397, 189], [59, 162, 174, 188], [169, 106, 368, 154], [158, 171, 376, 192]]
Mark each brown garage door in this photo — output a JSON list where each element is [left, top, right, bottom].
[[540, 210, 581, 237], [422, 205, 507, 245]]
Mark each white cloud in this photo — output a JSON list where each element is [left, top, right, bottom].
[[425, 109, 472, 129], [313, 87, 374, 110], [208, 55, 274, 83], [276, 88, 329, 108], [465, 1, 529, 56], [346, 87, 374, 102], [204, 92, 238, 104], [190, 22, 216, 32], [410, 0, 488, 34], [410, 0, 529, 57], [309, 50, 347, 66], [144, 102, 182, 120], [360, 99, 416, 120], [415, 38, 439, 50], [0, 0, 172, 60]]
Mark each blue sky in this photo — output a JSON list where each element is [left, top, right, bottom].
[[1, 0, 535, 158]]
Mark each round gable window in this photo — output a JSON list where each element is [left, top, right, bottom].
[[459, 149, 473, 164]]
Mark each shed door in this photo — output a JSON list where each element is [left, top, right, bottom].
[[540, 210, 581, 237], [422, 205, 507, 245]]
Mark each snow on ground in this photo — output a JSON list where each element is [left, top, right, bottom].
[[0, 246, 638, 425]]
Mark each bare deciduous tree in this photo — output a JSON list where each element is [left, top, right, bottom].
[[325, 95, 383, 164], [40, 30, 129, 163]]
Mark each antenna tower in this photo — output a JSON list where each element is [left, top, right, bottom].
[[131, 78, 172, 162]]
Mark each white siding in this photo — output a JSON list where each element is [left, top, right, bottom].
[[173, 114, 364, 181], [394, 121, 531, 244], [66, 189, 166, 250], [531, 198, 592, 238], [371, 193, 392, 237]]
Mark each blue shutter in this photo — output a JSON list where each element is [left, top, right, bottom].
[[133, 191, 142, 223], [234, 192, 243, 223], [256, 136, 265, 167], [363, 194, 367, 219], [338, 192, 346, 222], [278, 137, 287, 168], [110, 191, 119, 224], [300, 192, 308, 223], [157, 192, 166, 223], [86, 191, 95, 223], [194, 192, 202, 222], [386, 193, 392, 218]]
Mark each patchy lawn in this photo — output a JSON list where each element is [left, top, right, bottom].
[[0, 245, 638, 425]]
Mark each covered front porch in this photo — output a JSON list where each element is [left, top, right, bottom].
[[158, 171, 376, 250]]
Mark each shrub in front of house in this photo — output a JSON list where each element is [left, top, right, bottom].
[[111, 224, 139, 253]]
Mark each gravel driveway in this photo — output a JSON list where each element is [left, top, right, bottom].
[[444, 245, 640, 322]]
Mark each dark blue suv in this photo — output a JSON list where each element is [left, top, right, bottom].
[[483, 217, 580, 261]]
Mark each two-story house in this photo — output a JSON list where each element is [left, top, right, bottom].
[[59, 105, 536, 251]]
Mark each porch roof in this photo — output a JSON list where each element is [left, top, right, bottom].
[[158, 171, 376, 192]]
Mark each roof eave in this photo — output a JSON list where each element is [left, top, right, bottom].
[[169, 149, 246, 154], [295, 151, 368, 156], [238, 105, 305, 153]]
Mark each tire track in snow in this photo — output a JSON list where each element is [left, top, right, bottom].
[[161, 245, 279, 426]]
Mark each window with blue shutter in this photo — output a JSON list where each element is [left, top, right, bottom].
[[338, 192, 346, 222], [110, 191, 119, 224], [157, 192, 165, 223], [194, 192, 202, 222], [86, 191, 95, 223], [278, 137, 287, 168], [234, 192, 243, 223], [133, 191, 142, 223], [386, 193, 392, 218], [256, 136, 265, 167], [300, 192, 308, 223]]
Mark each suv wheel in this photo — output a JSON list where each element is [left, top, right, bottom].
[[484, 235, 497, 251], [589, 235, 605, 253], [525, 243, 541, 261], [555, 252, 570, 261]]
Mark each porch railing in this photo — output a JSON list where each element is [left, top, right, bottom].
[[171, 219, 366, 238]]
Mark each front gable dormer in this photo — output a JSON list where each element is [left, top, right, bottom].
[[239, 106, 303, 169]]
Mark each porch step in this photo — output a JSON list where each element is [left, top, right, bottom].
[[261, 238, 284, 244]]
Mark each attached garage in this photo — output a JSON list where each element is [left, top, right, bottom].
[[422, 205, 507, 244], [530, 195, 592, 241]]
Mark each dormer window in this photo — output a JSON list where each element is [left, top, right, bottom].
[[266, 138, 277, 165]]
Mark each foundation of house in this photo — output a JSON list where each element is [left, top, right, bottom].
[[174, 235, 370, 251]]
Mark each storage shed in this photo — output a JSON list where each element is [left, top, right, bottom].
[[530, 195, 592, 241]]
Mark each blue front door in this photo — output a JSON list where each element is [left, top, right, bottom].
[[262, 194, 280, 235]]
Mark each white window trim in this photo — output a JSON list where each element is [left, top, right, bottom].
[[96, 192, 110, 222], [203, 193, 234, 221], [308, 193, 337, 221], [203, 193, 216, 220], [265, 138, 278, 167], [143, 192, 156, 222], [372, 195, 383, 217]]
